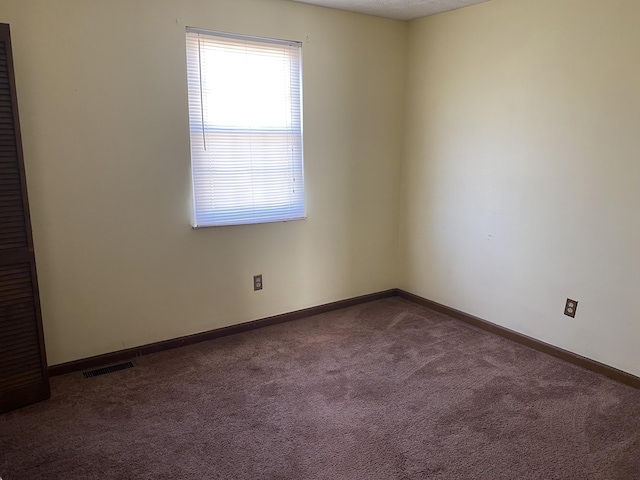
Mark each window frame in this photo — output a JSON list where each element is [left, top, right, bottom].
[[185, 27, 306, 228]]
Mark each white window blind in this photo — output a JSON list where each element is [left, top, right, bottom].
[[185, 28, 305, 227]]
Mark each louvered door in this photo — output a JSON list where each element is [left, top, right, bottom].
[[0, 23, 50, 413]]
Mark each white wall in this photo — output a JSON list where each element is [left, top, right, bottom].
[[2, 0, 407, 365], [400, 0, 640, 376]]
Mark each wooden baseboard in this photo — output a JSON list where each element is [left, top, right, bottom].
[[396, 289, 640, 389], [48, 289, 398, 376], [50, 287, 640, 390]]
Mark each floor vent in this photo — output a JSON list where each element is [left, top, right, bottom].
[[83, 362, 135, 379]]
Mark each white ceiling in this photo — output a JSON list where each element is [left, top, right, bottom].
[[290, 0, 492, 21]]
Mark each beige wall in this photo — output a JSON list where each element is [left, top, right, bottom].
[[400, 0, 640, 376], [2, 0, 407, 365]]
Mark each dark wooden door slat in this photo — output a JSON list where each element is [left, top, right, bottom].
[[0, 341, 40, 355], [0, 311, 34, 322], [0, 317, 36, 329], [0, 355, 41, 373], [0, 293, 34, 306], [0, 343, 42, 361], [0, 358, 41, 373], [0, 348, 40, 361], [0, 351, 40, 364], [0, 325, 38, 339], [0, 372, 43, 391], [0, 285, 32, 296], [0, 371, 42, 387], [0, 315, 37, 330], [0, 352, 41, 368], [0, 272, 32, 284], [0, 303, 34, 315], [0, 276, 32, 289], [0, 264, 30, 277], [0, 320, 37, 335], [1, 375, 44, 392], [0, 242, 28, 251], [0, 306, 34, 317], [0, 209, 24, 217], [0, 351, 41, 368], [0, 325, 40, 343]]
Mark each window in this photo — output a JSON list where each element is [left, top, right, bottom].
[[185, 28, 305, 227]]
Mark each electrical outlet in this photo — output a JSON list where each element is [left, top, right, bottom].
[[253, 274, 263, 291], [564, 298, 578, 318]]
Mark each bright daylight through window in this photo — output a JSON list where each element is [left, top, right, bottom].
[[185, 28, 305, 227]]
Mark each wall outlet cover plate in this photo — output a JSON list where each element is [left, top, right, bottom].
[[564, 298, 578, 318]]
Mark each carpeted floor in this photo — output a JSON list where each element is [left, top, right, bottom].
[[1, 297, 640, 479]]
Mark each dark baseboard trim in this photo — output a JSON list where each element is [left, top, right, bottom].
[[49, 289, 398, 376], [51, 287, 640, 390], [397, 289, 640, 389]]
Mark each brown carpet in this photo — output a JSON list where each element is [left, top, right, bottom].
[[1, 297, 640, 479]]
